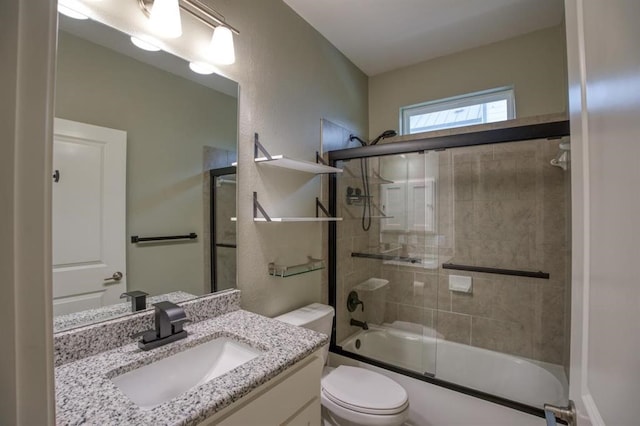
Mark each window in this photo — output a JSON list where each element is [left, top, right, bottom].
[[400, 87, 515, 135]]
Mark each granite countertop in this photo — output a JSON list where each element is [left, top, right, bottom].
[[53, 291, 197, 333], [55, 309, 328, 426]]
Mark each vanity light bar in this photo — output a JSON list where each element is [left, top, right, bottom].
[[138, 0, 240, 35]]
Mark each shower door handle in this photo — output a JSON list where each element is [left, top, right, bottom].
[[544, 400, 576, 426]]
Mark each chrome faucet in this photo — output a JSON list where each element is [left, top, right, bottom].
[[350, 318, 369, 330], [133, 301, 190, 351]]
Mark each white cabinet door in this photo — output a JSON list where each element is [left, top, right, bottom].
[[52, 118, 127, 315], [204, 353, 322, 426], [380, 183, 406, 231], [407, 178, 435, 233]]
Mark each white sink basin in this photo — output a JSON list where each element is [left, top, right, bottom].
[[112, 337, 262, 410]]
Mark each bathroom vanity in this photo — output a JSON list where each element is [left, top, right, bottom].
[[54, 290, 326, 425]]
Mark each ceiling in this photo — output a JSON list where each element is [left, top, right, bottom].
[[283, 0, 565, 76]]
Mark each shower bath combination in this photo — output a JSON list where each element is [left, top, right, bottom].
[[348, 130, 397, 231], [329, 120, 573, 414]]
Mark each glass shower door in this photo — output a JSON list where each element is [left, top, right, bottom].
[[211, 169, 236, 292], [431, 139, 571, 409], [335, 150, 440, 377]]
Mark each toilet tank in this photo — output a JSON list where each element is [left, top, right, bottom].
[[275, 303, 334, 363]]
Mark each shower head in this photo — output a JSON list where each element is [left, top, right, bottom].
[[370, 129, 397, 145], [349, 130, 397, 147], [349, 134, 368, 147]]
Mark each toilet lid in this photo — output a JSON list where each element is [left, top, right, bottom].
[[321, 366, 409, 415]]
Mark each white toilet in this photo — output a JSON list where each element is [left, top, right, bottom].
[[275, 303, 409, 426]]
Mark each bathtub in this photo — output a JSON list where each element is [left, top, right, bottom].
[[340, 324, 568, 409]]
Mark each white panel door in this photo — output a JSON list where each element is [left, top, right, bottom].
[[52, 118, 126, 315], [563, 1, 640, 425]]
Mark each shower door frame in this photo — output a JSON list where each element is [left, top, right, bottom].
[[326, 120, 570, 419], [209, 166, 237, 293]]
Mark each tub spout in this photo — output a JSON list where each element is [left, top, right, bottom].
[[350, 318, 369, 330]]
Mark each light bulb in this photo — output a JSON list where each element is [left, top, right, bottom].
[[149, 0, 182, 39], [208, 26, 235, 65], [58, 1, 89, 20], [189, 62, 216, 75], [130, 36, 161, 52]]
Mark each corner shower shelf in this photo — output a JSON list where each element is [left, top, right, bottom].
[[351, 251, 423, 264], [351, 251, 439, 269], [268, 257, 325, 277]]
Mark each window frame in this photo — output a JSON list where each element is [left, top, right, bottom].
[[399, 87, 516, 135]]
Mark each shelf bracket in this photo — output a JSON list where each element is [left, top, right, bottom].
[[371, 202, 390, 218], [316, 151, 328, 166], [254, 132, 273, 160], [253, 192, 272, 222], [316, 198, 331, 218]]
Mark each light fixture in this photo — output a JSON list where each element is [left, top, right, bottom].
[[138, 0, 239, 66], [147, 0, 182, 39], [130, 36, 162, 52], [58, 0, 89, 20], [189, 61, 216, 75], [208, 26, 235, 65]]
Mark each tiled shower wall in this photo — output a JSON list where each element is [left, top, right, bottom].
[[335, 158, 384, 343], [336, 138, 570, 366]]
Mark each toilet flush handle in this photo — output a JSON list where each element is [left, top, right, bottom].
[[347, 291, 364, 312]]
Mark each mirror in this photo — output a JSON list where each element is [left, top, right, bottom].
[[52, 15, 238, 332]]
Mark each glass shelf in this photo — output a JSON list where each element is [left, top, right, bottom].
[[254, 217, 342, 222], [350, 251, 440, 270], [247, 193, 342, 222], [255, 155, 342, 174], [232, 133, 343, 174], [231, 217, 342, 222], [269, 258, 325, 277]]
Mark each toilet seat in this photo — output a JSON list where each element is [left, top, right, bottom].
[[321, 366, 409, 415]]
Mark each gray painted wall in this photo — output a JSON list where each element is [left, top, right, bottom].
[[369, 25, 568, 138], [219, 0, 369, 316], [49, 0, 368, 318], [55, 31, 238, 298]]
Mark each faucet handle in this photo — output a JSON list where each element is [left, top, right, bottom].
[[171, 318, 191, 333], [131, 329, 156, 343], [347, 291, 365, 312]]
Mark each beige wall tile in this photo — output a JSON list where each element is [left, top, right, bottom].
[[475, 158, 518, 201], [451, 276, 493, 317], [398, 304, 433, 328], [533, 284, 565, 364], [384, 302, 399, 324], [471, 316, 533, 358], [492, 277, 536, 325], [437, 274, 452, 311], [435, 310, 471, 344]]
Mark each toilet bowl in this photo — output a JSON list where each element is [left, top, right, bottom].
[[275, 304, 409, 426]]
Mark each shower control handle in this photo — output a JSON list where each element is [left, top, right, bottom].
[[347, 291, 364, 312]]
